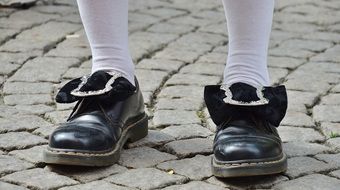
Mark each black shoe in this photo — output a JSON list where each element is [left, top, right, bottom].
[[204, 82, 288, 177], [43, 71, 148, 166]]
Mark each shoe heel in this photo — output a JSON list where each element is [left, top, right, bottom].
[[127, 114, 148, 143]]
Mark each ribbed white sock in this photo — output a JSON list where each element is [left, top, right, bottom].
[[222, 0, 274, 86], [76, 0, 135, 86]]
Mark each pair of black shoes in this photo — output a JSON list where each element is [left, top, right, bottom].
[[44, 70, 288, 177]]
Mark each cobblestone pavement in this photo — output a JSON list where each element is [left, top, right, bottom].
[[1, 0, 340, 189]]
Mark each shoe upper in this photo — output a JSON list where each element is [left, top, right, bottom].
[[204, 82, 288, 163], [48, 71, 145, 152]]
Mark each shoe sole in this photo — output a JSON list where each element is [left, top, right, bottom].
[[212, 154, 287, 178], [43, 114, 148, 166]]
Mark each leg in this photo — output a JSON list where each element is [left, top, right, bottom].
[[204, 0, 288, 177], [77, 0, 135, 85], [223, 0, 274, 86], [43, 0, 148, 166]]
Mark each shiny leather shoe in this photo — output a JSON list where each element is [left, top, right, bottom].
[[204, 82, 288, 177], [43, 71, 148, 166]]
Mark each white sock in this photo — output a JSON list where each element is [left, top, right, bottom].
[[76, 0, 135, 86], [222, 0, 274, 86]]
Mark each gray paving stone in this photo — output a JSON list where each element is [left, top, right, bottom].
[[0, 0, 37, 7], [0, 132, 47, 151], [47, 164, 127, 183], [62, 67, 90, 79], [44, 110, 72, 124], [4, 94, 53, 105], [136, 69, 168, 92], [326, 138, 340, 151], [59, 180, 135, 190], [268, 56, 305, 69], [273, 174, 340, 190], [164, 138, 213, 158], [269, 67, 289, 85], [153, 110, 200, 127], [285, 157, 334, 178], [0, 155, 33, 175], [147, 23, 195, 34], [0, 181, 29, 190], [104, 168, 187, 190], [278, 126, 325, 143], [155, 97, 202, 111], [153, 48, 201, 63], [157, 155, 212, 180], [313, 105, 340, 122], [286, 90, 319, 113], [312, 44, 340, 63], [164, 181, 226, 190], [160, 124, 213, 140], [206, 175, 288, 189], [283, 142, 331, 157], [320, 93, 340, 105], [279, 39, 333, 52], [196, 52, 226, 65], [0, 115, 51, 133], [158, 85, 203, 99], [127, 130, 175, 148], [320, 122, 340, 138], [1, 168, 79, 189], [165, 73, 221, 86], [180, 62, 225, 76], [176, 32, 225, 46], [32, 125, 57, 139], [136, 59, 184, 72], [9, 145, 47, 165], [331, 83, 340, 93], [166, 40, 213, 54], [269, 47, 315, 59], [14, 104, 54, 115], [329, 170, 340, 179], [32, 5, 78, 15], [119, 147, 177, 168], [9, 57, 79, 82], [0, 21, 81, 53], [0, 52, 37, 75], [281, 111, 315, 127], [315, 153, 340, 167]]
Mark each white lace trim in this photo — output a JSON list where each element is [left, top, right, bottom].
[[220, 84, 269, 106], [70, 71, 123, 97]]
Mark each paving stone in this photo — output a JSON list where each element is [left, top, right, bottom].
[[206, 175, 288, 189], [104, 168, 187, 190], [32, 5, 78, 15], [326, 138, 340, 151], [14, 104, 54, 115], [47, 164, 127, 183], [119, 147, 177, 168], [180, 62, 225, 76], [4, 94, 52, 106], [1, 168, 79, 189], [0, 155, 33, 175], [9, 145, 47, 165], [279, 39, 333, 52], [153, 110, 200, 127], [329, 169, 340, 179], [196, 52, 226, 65], [147, 23, 195, 34], [9, 57, 79, 83], [0, 21, 81, 53], [281, 111, 315, 127], [268, 56, 305, 69], [0, 115, 52, 133], [136, 59, 184, 72], [165, 73, 221, 86], [32, 125, 57, 138], [331, 83, 340, 93], [286, 90, 319, 113], [153, 49, 201, 63], [269, 47, 315, 59], [59, 180, 135, 190], [269, 67, 289, 85], [164, 181, 226, 190], [278, 126, 325, 143], [273, 174, 340, 190], [320, 122, 340, 138], [285, 157, 334, 178], [313, 105, 340, 122], [315, 153, 340, 167], [127, 130, 175, 148], [283, 142, 331, 157], [166, 40, 213, 54], [160, 124, 213, 140], [312, 45, 340, 63], [158, 85, 203, 99], [44, 110, 72, 124], [176, 32, 225, 45], [62, 67, 90, 79], [0, 0, 37, 7], [0, 181, 29, 190], [155, 97, 202, 111], [0, 132, 47, 151], [157, 155, 212, 180], [320, 93, 340, 105], [136, 69, 168, 92], [164, 138, 213, 158]]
